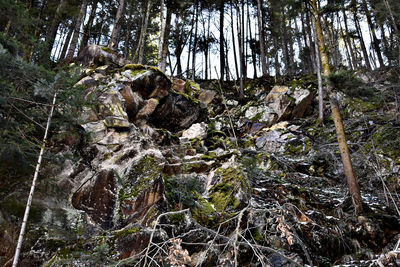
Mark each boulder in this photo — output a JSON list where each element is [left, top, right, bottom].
[[265, 85, 292, 121], [149, 92, 206, 132], [181, 122, 207, 140], [72, 170, 116, 229]]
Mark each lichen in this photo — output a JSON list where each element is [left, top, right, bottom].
[[114, 227, 140, 238]]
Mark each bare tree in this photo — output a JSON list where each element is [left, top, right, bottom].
[[311, 0, 363, 214], [108, 0, 125, 50]]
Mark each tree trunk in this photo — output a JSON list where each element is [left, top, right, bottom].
[[219, 0, 225, 82], [12, 88, 58, 267], [158, 0, 166, 70], [342, 2, 358, 68], [135, 0, 152, 64], [159, 9, 172, 72], [45, 0, 66, 58], [80, 0, 99, 52], [362, 0, 384, 67], [66, 0, 87, 59], [257, 0, 267, 76], [311, 0, 363, 214], [191, 0, 199, 80], [247, 0, 257, 78], [236, 0, 244, 98], [59, 18, 75, 60], [230, 0, 239, 80], [353, 12, 372, 70], [108, 0, 125, 50]]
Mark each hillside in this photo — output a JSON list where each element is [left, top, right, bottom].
[[0, 46, 399, 267]]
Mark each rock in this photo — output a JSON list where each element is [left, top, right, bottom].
[[255, 130, 285, 153], [292, 88, 314, 118], [76, 76, 98, 87], [265, 85, 292, 121], [198, 90, 217, 105], [72, 170, 116, 229], [172, 79, 186, 93], [104, 116, 130, 129], [244, 105, 276, 124], [126, 177, 167, 226], [181, 122, 207, 140], [149, 92, 206, 132]]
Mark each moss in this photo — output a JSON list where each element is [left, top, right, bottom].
[[101, 46, 114, 53], [148, 66, 173, 84], [171, 90, 200, 105], [114, 227, 140, 238], [168, 213, 185, 224], [123, 63, 146, 70], [119, 155, 162, 200], [185, 80, 200, 97], [191, 193, 218, 227], [252, 229, 263, 242], [209, 166, 247, 213]]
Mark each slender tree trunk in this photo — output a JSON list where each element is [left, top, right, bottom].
[[230, 0, 239, 80], [12, 88, 58, 267], [124, 14, 132, 59], [159, 9, 172, 72], [45, 0, 66, 58], [383, 0, 400, 65], [353, 12, 372, 70], [219, 0, 225, 82], [236, 0, 244, 98], [186, 9, 195, 79], [191, 0, 199, 80], [312, 16, 324, 124], [306, 10, 316, 72], [247, 1, 257, 78], [59, 18, 75, 60], [158, 0, 166, 69], [311, 0, 363, 214], [340, 19, 354, 69], [362, 0, 384, 67], [108, 0, 125, 50], [135, 0, 152, 64], [80, 0, 99, 52], [342, 3, 358, 68], [257, 0, 267, 76], [66, 0, 87, 59]]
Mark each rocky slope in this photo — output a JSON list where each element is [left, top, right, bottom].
[[1, 45, 399, 267]]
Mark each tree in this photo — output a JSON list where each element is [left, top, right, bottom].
[[257, 0, 268, 76], [66, 0, 88, 60], [311, 0, 363, 214], [108, 0, 125, 50]]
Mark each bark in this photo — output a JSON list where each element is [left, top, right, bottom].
[[236, 0, 244, 98], [312, 16, 324, 124], [66, 0, 88, 59], [12, 88, 58, 267], [59, 18, 75, 60], [191, 0, 199, 80], [45, 0, 66, 57], [230, 0, 239, 80], [247, 0, 257, 78], [342, 2, 358, 68], [80, 0, 99, 52], [159, 9, 172, 72], [219, 0, 225, 82], [311, 0, 363, 214], [383, 0, 400, 64], [108, 0, 125, 50], [257, 0, 267, 76], [353, 12, 372, 70], [135, 0, 152, 64], [362, 0, 384, 67]]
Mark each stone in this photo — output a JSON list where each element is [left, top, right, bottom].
[[198, 90, 217, 106], [292, 88, 314, 118], [181, 122, 207, 140], [135, 98, 159, 123], [255, 130, 285, 153], [72, 170, 116, 229], [244, 105, 276, 124], [265, 85, 292, 121], [76, 76, 98, 87], [104, 116, 130, 129], [172, 79, 186, 93], [149, 93, 206, 132]]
